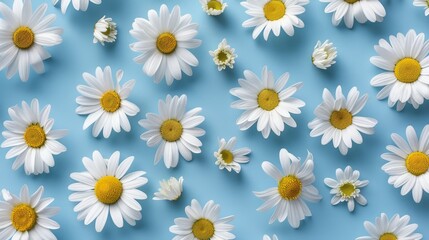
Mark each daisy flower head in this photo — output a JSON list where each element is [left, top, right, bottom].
[[241, 0, 309, 40], [414, 0, 429, 16], [230, 66, 305, 139], [52, 0, 101, 14], [139, 95, 205, 169], [69, 151, 148, 232], [356, 213, 422, 240], [93, 16, 117, 46], [209, 38, 237, 71], [254, 148, 322, 228], [324, 166, 369, 212], [1, 99, 67, 175], [312, 40, 337, 70], [0, 185, 60, 240], [153, 176, 184, 201], [0, 0, 63, 81], [129, 4, 201, 86], [263, 234, 279, 240], [76, 66, 140, 138], [200, 0, 227, 15], [370, 29, 429, 111], [214, 137, 251, 173], [170, 199, 235, 240]]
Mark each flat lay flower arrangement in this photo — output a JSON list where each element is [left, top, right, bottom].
[[0, 0, 428, 239]]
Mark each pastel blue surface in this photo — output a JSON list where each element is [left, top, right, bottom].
[[1, 0, 429, 239]]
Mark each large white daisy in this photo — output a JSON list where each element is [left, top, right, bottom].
[[52, 0, 101, 14], [230, 66, 305, 139], [214, 137, 251, 173], [129, 4, 201, 86], [139, 95, 205, 169], [413, 0, 429, 16], [254, 148, 322, 228], [0, 0, 62, 81], [69, 151, 148, 232]]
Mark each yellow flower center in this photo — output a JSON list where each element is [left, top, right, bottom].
[[394, 58, 421, 83], [95, 176, 123, 204], [257, 89, 280, 111], [207, 0, 223, 10], [220, 149, 234, 164], [13, 26, 34, 49], [102, 26, 112, 36], [24, 124, 46, 148], [100, 90, 121, 113], [160, 119, 183, 142], [339, 182, 356, 197], [405, 152, 429, 176], [264, 0, 286, 21], [278, 175, 302, 200], [217, 51, 228, 62], [156, 32, 177, 54], [344, 0, 359, 4], [11, 204, 37, 232], [192, 218, 215, 240], [379, 233, 397, 240], [330, 108, 353, 130]]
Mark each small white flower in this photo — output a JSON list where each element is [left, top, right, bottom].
[[153, 176, 184, 201], [200, 0, 227, 15], [209, 39, 237, 71], [53, 0, 101, 14], [93, 16, 117, 46], [312, 40, 337, 70], [413, 0, 429, 16], [214, 137, 251, 173], [263, 235, 279, 240]]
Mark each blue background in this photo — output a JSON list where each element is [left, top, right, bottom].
[[0, 0, 428, 239]]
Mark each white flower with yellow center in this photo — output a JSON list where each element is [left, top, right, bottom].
[[93, 16, 117, 46], [370, 30, 429, 111], [263, 234, 279, 240], [0, 0, 63, 81], [1, 99, 67, 175], [381, 125, 429, 203], [356, 213, 422, 240], [129, 4, 201, 86], [170, 199, 235, 240], [0, 185, 60, 240], [52, 0, 101, 14], [214, 137, 251, 173], [153, 176, 184, 201], [414, 0, 429, 16], [69, 151, 148, 232], [209, 39, 237, 71], [324, 166, 368, 212], [139, 95, 205, 169], [241, 0, 309, 40], [312, 40, 337, 70], [254, 148, 322, 228], [200, 0, 227, 15], [308, 86, 377, 155], [76, 66, 140, 138], [230, 66, 305, 139]]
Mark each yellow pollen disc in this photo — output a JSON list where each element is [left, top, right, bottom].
[[160, 119, 183, 142], [220, 150, 234, 164], [330, 108, 353, 130], [394, 58, 421, 83], [207, 0, 222, 10], [257, 89, 280, 111], [217, 51, 228, 62], [24, 124, 46, 148], [100, 90, 121, 113], [102, 27, 111, 36], [344, 0, 359, 4], [13, 26, 34, 49], [95, 176, 123, 205], [264, 0, 286, 21], [405, 152, 429, 176], [278, 175, 302, 200], [192, 218, 215, 240], [379, 233, 397, 240], [156, 32, 177, 54], [339, 183, 355, 197], [11, 204, 37, 232]]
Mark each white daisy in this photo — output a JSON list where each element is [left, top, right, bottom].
[[263, 235, 279, 240], [241, 0, 309, 40], [209, 38, 237, 71], [308, 86, 377, 155], [1, 99, 67, 175], [76, 66, 140, 138], [320, 0, 386, 28], [170, 199, 235, 240], [93, 16, 117, 46], [129, 4, 201, 86], [324, 166, 369, 212], [230, 66, 305, 139], [69, 151, 148, 232], [139, 95, 205, 169], [370, 29, 429, 111], [312, 40, 337, 70], [52, 0, 101, 14], [153, 176, 184, 201], [254, 148, 322, 228], [0, 0, 63, 81], [0, 185, 60, 240], [414, 0, 429, 16], [381, 125, 429, 203], [214, 137, 251, 173], [200, 0, 227, 15], [356, 213, 423, 240]]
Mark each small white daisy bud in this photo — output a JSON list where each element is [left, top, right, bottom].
[[153, 177, 184, 201], [209, 39, 237, 71], [93, 16, 117, 46], [312, 40, 337, 70], [200, 0, 227, 15]]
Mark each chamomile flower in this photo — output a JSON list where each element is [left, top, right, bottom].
[[69, 151, 148, 232], [129, 4, 201, 86], [356, 213, 423, 240], [209, 39, 237, 71], [370, 30, 429, 111], [254, 148, 322, 228], [414, 0, 429, 16], [170, 199, 235, 239], [139, 95, 205, 169], [312, 40, 337, 70], [0, 0, 63, 81], [52, 0, 101, 14], [381, 125, 429, 203], [93, 16, 117, 46], [153, 176, 184, 201], [324, 166, 369, 212], [200, 0, 227, 15], [76, 66, 140, 138], [241, 0, 309, 40], [214, 137, 251, 173], [263, 235, 279, 240], [308, 86, 377, 155], [1, 99, 67, 175], [0, 185, 60, 240], [230, 66, 305, 139]]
